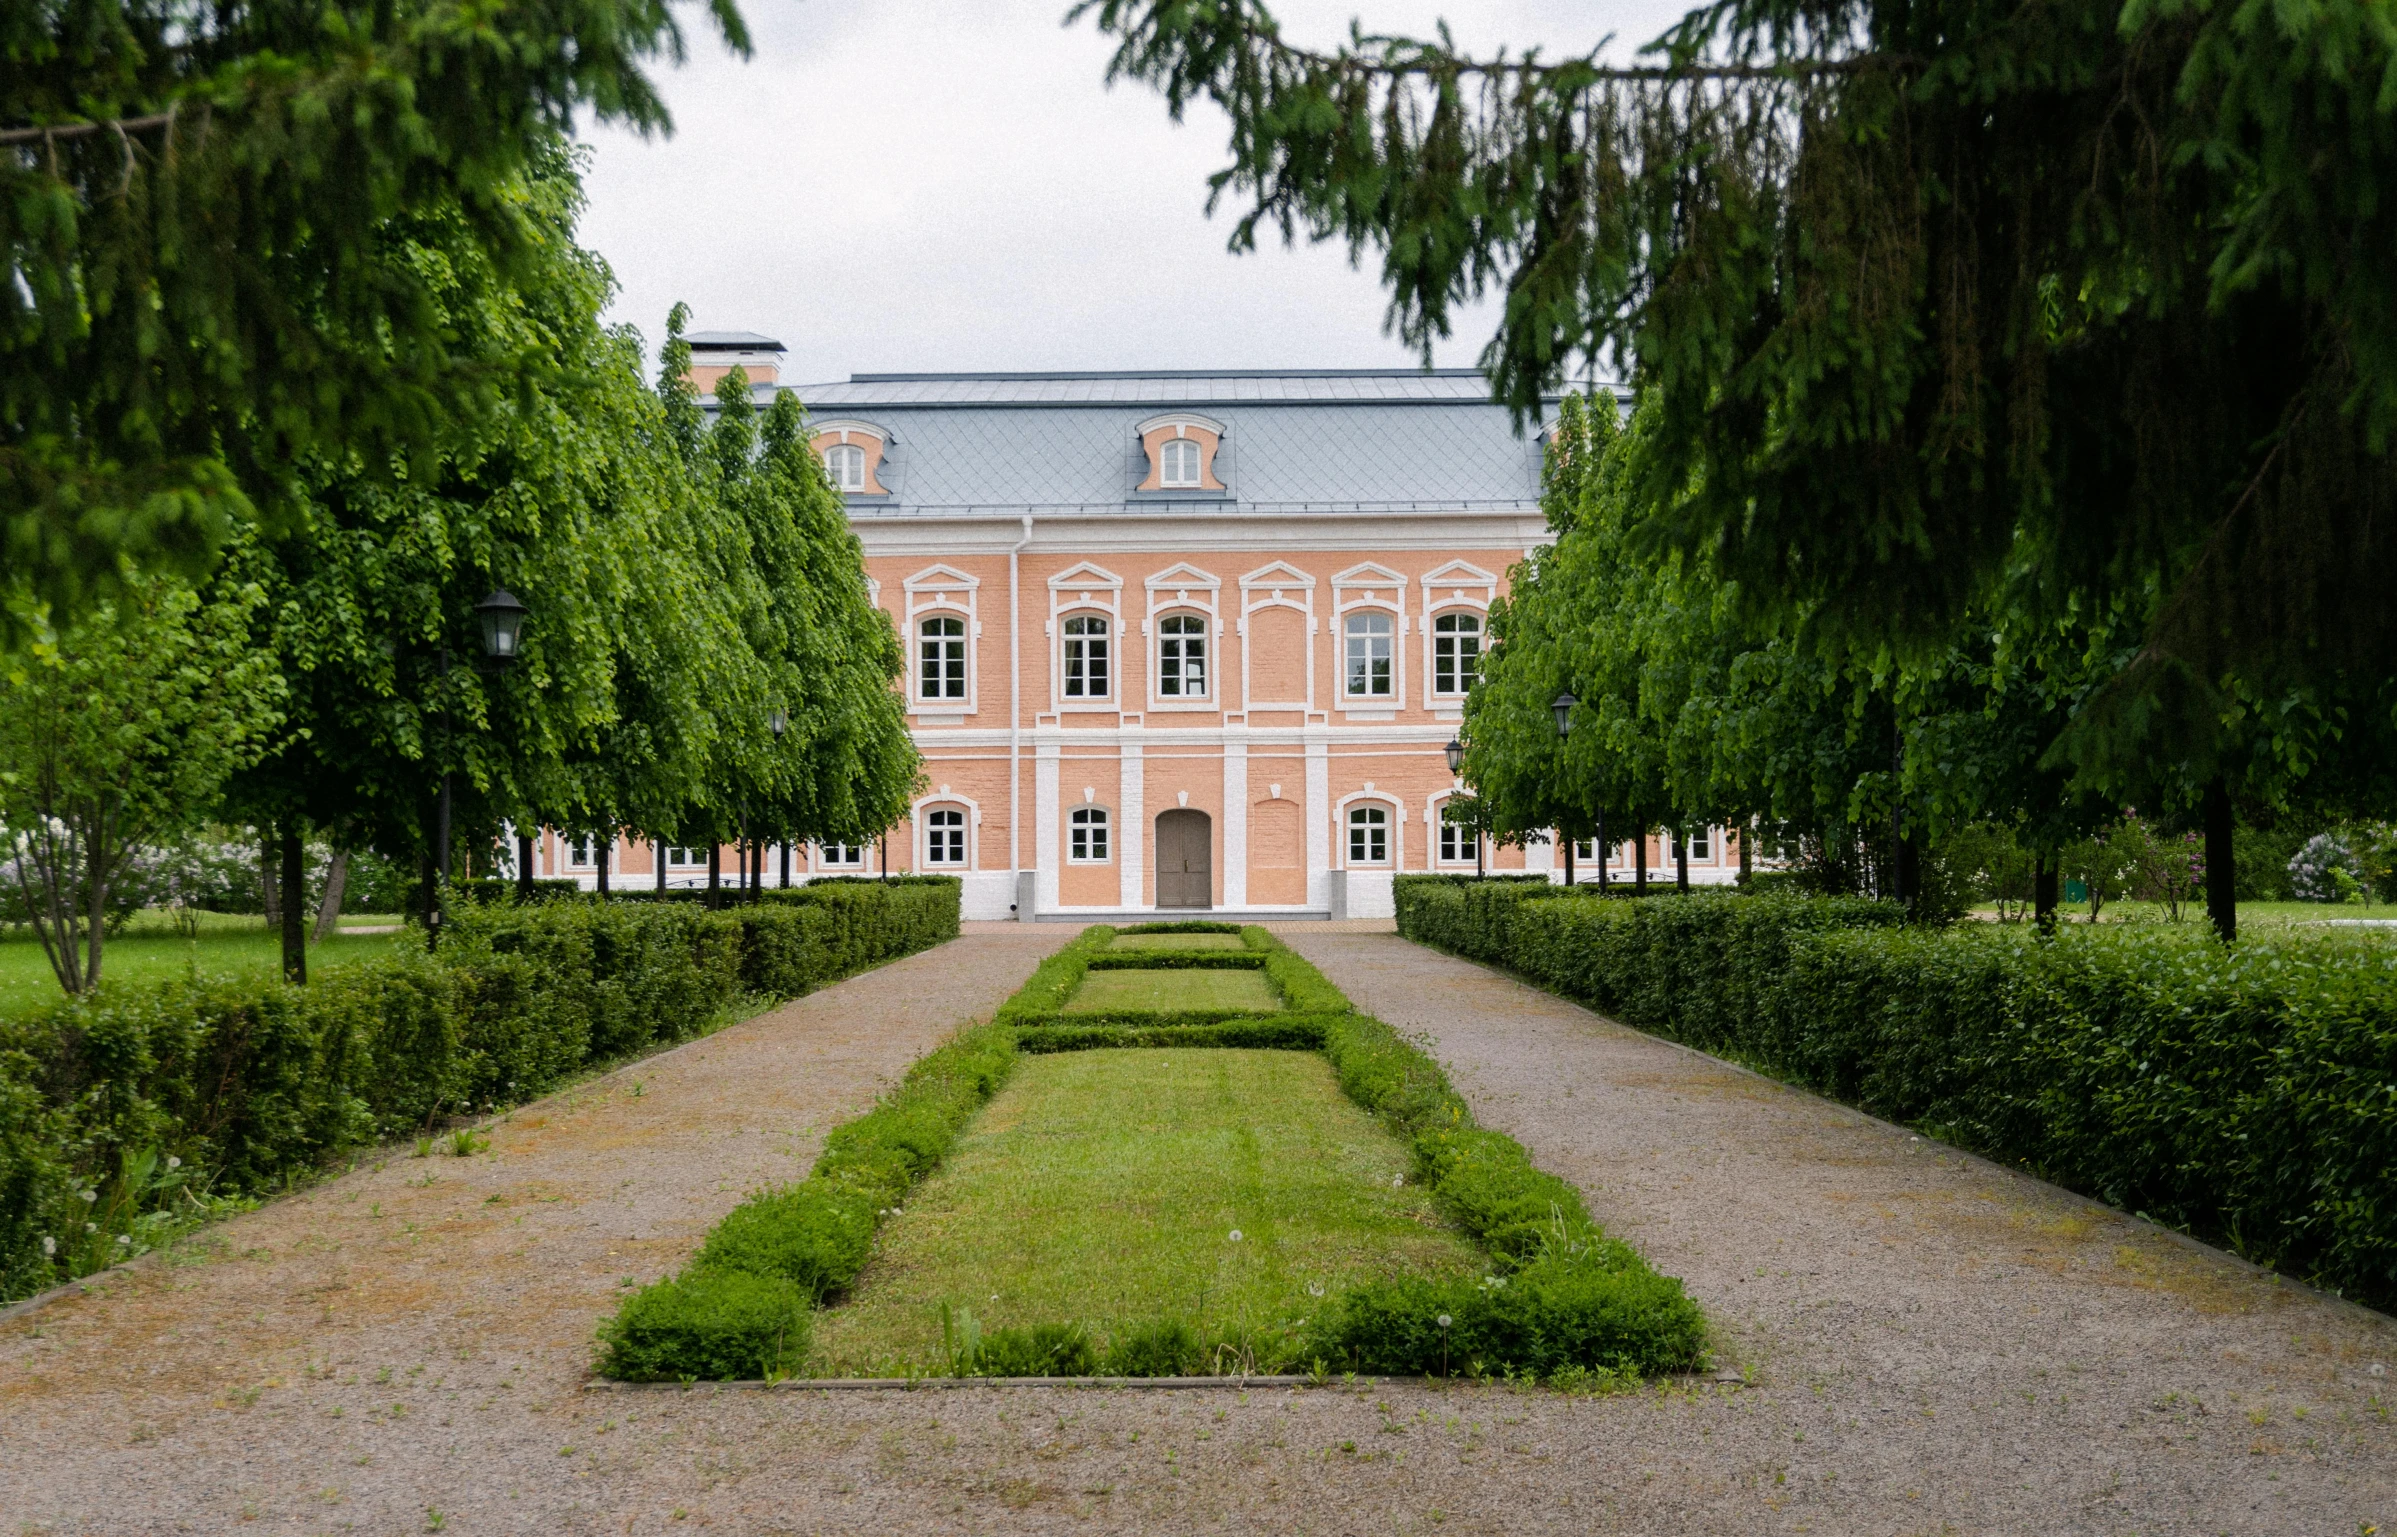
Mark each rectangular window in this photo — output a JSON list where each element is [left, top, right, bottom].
[[569, 837, 596, 867], [1690, 829, 1711, 861], [668, 846, 705, 867], [919, 616, 967, 701], [1433, 611, 1482, 695], [1157, 614, 1207, 698], [1439, 817, 1469, 863], [1347, 805, 1389, 864], [1069, 807, 1110, 862], [1573, 837, 1597, 862], [925, 809, 967, 865], [1344, 612, 1394, 697], [1063, 614, 1110, 698], [819, 842, 863, 867]]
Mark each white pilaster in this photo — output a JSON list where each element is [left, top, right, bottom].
[[1221, 739, 1249, 907], [1119, 736, 1146, 909], [1305, 732, 1332, 910], [1035, 740, 1061, 913]]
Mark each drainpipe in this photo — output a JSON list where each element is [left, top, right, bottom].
[[1009, 514, 1034, 904]]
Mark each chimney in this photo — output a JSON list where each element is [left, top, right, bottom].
[[684, 331, 786, 395]]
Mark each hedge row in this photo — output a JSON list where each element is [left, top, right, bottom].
[[1397, 886, 2397, 1312], [0, 878, 961, 1304], [596, 921, 1707, 1380]]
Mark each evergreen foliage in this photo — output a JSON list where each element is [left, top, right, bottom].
[[1083, 0, 2397, 820]]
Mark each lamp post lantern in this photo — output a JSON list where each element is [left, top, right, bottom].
[[429, 590, 530, 944]]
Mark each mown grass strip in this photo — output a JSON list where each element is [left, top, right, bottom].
[[594, 923, 1708, 1385]]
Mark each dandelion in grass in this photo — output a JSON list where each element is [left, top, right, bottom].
[[79, 1189, 96, 1204], [1228, 1229, 1242, 1243], [165, 1156, 180, 1171], [41, 1236, 55, 1257], [84, 1221, 96, 1234]]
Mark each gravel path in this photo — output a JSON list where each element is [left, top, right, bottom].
[[10, 921, 2392, 1534], [1273, 927, 2397, 1533]]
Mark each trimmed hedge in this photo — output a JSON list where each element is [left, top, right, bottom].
[[1397, 886, 2397, 1312], [602, 921, 1707, 1381], [1084, 951, 1267, 971], [0, 878, 960, 1304]]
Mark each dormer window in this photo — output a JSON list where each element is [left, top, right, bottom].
[[1136, 414, 1226, 493], [809, 421, 890, 495]]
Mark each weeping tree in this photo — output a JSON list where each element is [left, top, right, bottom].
[[1081, 0, 2397, 939]]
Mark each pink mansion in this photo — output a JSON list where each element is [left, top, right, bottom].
[[531, 337, 1741, 917]]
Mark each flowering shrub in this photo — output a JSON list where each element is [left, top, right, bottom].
[[2289, 831, 2365, 903]]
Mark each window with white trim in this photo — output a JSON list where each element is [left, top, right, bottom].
[[1157, 614, 1207, 698], [818, 841, 864, 868], [1069, 807, 1110, 863], [825, 442, 866, 492], [1432, 611, 1482, 695], [1573, 837, 1598, 863], [1160, 438, 1201, 488], [1347, 805, 1390, 865], [919, 615, 966, 701], [925, 808, 967, 865], [1438, 812, 1475, 864], [1062, 614, 1110, 698], [667, 845, 706, 867], [568, 836, 597, 867], [1690, 828, 1711, 861], [1343, 612, 1394, 697]]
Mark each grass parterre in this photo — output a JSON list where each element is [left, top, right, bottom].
[[595, 924, 1708, 1383]]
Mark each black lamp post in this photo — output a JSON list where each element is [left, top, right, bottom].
[[429, 590, 527, 943], [1551, 691, 1577, 887], [1442, 737, 1483, 878], [769, 708, 790, 888]]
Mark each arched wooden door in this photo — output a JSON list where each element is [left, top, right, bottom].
[[1154, 809, 1213, 909]]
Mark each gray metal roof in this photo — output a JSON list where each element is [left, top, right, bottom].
[[687, 331, 785, 350], [724, 368, 1586, 515]]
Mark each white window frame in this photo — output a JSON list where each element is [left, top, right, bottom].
[[825, 442, 866, 492], [904, 565, 980, 717], [1690, 828, 1712, 862], [1332, 562, 1406, 714], [1046, 563, 1125, 714], [914, 789, 980, 871], [1341, 611, 1396, 700], [1346, 804, 1392, 866], [1068, 805, 1112, 864], [1418, 562, 1497, 712], [1160, 438, 1201, 488], [1431, 796, 1481, 866], [917, 614, 968, 703], [1142, 563, 1223, 713], [1061, 613, 1112, 700], [1154, 612, 1211, 701], [1430, 609, 1484, 697], [816, 841, 865, 869]]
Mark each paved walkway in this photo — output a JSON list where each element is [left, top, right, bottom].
[[10, 925, 2392, 1534], [1273, 928, 2397, 1532]]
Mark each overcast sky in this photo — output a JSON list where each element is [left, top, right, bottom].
[[577, 0, 1694, 389]]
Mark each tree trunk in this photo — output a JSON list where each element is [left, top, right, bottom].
[[2034, 852, 2060, 935], [706, 844, 721, 909], [516, 832, 535, 900], [1675, 830, 1689, 892], [1739, 818, 1754, 882], [2204, 777, 2238, 944], [313, 850, 349, 942], [1634, 831, 1649, 896], [279, 826, 306, 985], [1594, 809, 1607, 892], [261, 833, 281, 929], [1897, 832, 1922, 919], [655, 838, 667, 893], [780, 841, 790, 889], [417, 850, 436, 933], [596, 833, 611, 898]]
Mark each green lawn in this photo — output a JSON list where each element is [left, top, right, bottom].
[[0, 911, 408, 1015], [1109, 931, 1247, 950], [1971, 899, 2397, 929], [805, 1047, 1484, 1376], [1062, 967, 1281, 1014]]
